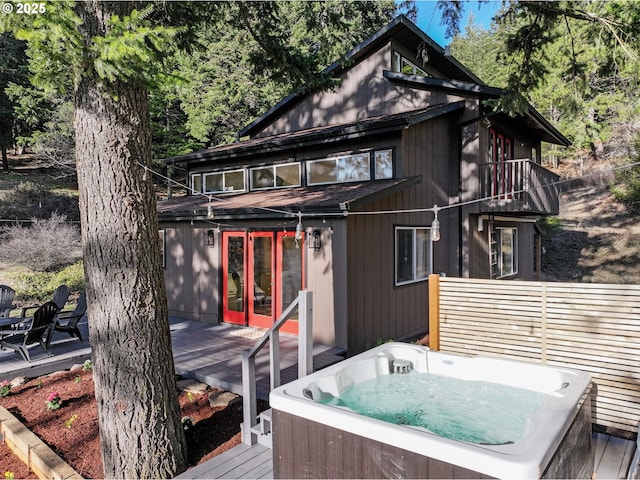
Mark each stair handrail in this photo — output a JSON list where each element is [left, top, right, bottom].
[[241, 289, 313, 445]]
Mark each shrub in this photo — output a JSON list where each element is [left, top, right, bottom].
[[9, 261, 84, 303], [0, 181, 79, 222], [0, 213, 81, 271], [610, 163, 640, 209]]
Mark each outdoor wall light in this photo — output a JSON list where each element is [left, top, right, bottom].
[[310, 229, 322, 250], [206, 229, 215, 247]]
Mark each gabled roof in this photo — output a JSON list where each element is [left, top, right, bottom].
[[238, 15, 482, 139], [383, 72, 571, 146], [157, 177, 421, 221], [167, 102, 465, 165]]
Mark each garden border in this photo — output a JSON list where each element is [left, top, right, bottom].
[[0, 406, 82, 480]]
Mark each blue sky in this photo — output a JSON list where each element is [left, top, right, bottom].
[[415, 1, 502, 46]]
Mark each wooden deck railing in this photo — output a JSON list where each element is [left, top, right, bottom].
[[428, 275, 640, 434], [478, 159, 560, 215], [241, 290, 313, 445]]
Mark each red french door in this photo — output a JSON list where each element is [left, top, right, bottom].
[[490, 128, 513, 199], [222, 231, 304, 333], [222, 232, 247, 325]]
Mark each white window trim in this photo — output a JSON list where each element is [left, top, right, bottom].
[[306, 152, 371, 186], [203, 169, 246, 193], [249, 162, 301, 191], [190, 173, 202, 194], [494, 227, 518, 278], [395, 226, 433, 286]]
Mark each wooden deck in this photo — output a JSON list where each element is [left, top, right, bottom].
[[177, 432, 636, 479], [0, 317, 636, 480]]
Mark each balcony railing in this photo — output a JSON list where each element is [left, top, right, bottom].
[[478, 159, 560, 215]]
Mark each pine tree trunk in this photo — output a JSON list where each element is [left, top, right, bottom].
[[73, 2, 187, 477], [1, 146, 8, 171]]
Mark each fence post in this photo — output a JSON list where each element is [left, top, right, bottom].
[[298, 290, 313, 378], [428, 274, 440, 351]]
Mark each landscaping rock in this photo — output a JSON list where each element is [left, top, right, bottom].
[[177, 379, 208, 395], [208, 391, 239, 409], [10, 376, 26, 388]]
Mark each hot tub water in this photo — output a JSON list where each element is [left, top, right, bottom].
[[321, 370, 548, 444]]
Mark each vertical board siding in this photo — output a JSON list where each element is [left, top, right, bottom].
[[436, 277, 640, 433]]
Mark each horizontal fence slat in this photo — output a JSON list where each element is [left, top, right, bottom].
[[436, 277, 640, 434]]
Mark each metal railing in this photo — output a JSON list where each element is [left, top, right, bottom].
[[241, 290, 313, 445]]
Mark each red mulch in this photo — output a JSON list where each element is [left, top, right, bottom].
[[0, 369, 263, 478]]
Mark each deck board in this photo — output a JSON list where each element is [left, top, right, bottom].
[[593, 433, 635, 479]]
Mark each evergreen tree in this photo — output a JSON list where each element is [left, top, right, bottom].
[[0, 1, 414, 475]]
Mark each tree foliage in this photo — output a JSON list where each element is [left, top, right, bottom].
[[0, 1, 415, 476]]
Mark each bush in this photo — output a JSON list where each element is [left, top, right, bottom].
[[0, 181, 80, 222], [0, 213, 81, 271], [610, 163, 640, 208], [9, 261, 84, 304]]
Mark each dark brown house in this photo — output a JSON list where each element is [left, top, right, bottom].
[[158, 15, 569, 355]]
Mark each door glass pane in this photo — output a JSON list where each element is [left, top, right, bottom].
[[227, 236, 244, 312], [281, 236, 302, 321], [253, 236, 272, 317]]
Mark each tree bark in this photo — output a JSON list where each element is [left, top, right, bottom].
[[1, 146, 8, 171], [73, 2, 187, 477]]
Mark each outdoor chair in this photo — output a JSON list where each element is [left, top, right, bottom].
[[46, 291, 87, 348], [0, 301, 57, 362], [20, 284, 70, 319], [0, 285, 16, 318]]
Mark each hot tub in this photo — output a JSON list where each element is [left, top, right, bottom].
[[270, 343, 593, 479]]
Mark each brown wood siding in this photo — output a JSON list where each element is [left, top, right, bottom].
[[272, 410, 492, 479], [163, 223, 219, 323], [255, 43, 466, 138], [345, 115, 461, 353]]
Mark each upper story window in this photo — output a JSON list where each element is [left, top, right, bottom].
[[393, 51, 430, 77], [190, 173, 202, 194], [250, 163, 301, 190], [190, 148, 394, 194], [375, 149, 393, 179], [307, 152, 371, 185], [190, 169, 246, 194]]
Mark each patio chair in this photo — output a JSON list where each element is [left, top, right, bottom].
[[46, 291, 87, 348], [21, 284, 70, 318], [0, 285, 16, 318], [0, 301, 57, 362]]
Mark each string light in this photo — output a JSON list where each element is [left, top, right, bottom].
[[430, 205, 440, 242], [137, 159, 640, 229]]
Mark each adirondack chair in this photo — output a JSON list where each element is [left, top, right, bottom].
[[21, 284, 70, 318], [46, 291, 87, 348], [0, 301, 57, 362], [0, 285, 16, 318]]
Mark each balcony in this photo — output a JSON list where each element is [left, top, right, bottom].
[[478, 159, 559, 215]]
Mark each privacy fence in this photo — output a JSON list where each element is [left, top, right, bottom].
[[428, 275, 640, 434]]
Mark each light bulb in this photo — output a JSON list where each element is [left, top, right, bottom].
[[431, 218, 440, 242]]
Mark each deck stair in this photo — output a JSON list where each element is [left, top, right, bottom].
[[250, 409, 273, 448]]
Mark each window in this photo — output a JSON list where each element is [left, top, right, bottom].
[[250, 163, 301, 190], [307, 152, 371, 185], [190, 174, 202, 194], [491, 226, 518, 278], [395, 227, 432, 285], [375, 149, 393, 179], [203, 169, 245, 193], [393, 51, 430, 77]]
